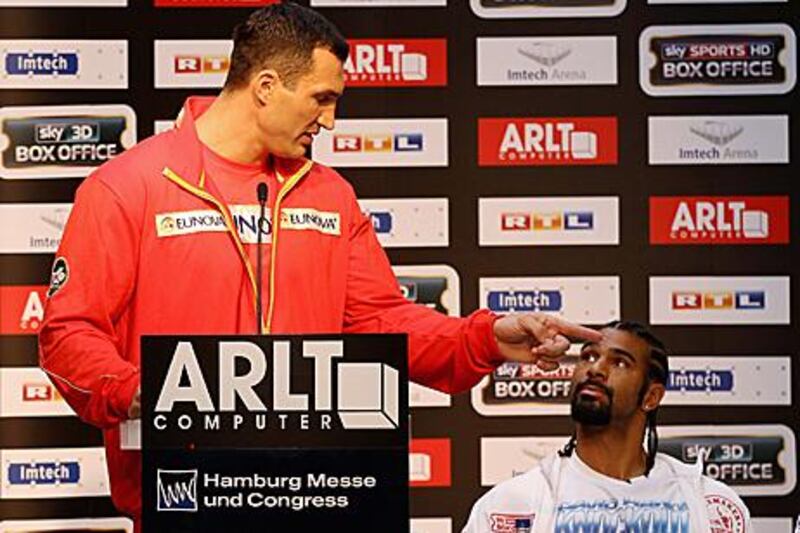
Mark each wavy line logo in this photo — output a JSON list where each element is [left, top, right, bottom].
[[156, 469, 198, 512]]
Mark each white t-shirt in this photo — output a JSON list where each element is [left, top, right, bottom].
[[463, 452, 751, 533]]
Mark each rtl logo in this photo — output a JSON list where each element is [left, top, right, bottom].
[[501, 212, 593, 231], [672, 291, 766, 310], [478, 117, 617, 167], [344, 39, 447, 87], [174, 55, 230, 74], [23, 383, 62, 402], [333, 133, 423, 153]]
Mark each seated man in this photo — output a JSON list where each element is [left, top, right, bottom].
[[463, 320, 751, 533]]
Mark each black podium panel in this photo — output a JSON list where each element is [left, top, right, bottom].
[[141, 335, 409, 532]]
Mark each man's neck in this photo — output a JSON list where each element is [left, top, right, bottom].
[[195, 92, 267, 166], [574, 422, 647, 481]]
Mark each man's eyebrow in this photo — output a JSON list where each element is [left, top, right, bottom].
[[610, 347, 636, 363], [315, 89, 342, 99]]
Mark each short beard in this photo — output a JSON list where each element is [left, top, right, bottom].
[[571, 382, 613, 426]]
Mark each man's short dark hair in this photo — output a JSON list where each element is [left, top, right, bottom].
[[224, 2, 349, 90]]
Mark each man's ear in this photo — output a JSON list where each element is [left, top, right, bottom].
[[251, 69, 281, 105], [641, 382, 665, 413]]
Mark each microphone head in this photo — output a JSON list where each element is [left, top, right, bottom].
[[257, 182, 268, 203]]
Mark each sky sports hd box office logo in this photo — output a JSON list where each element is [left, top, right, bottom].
[[639, 24, 797, 96], [1, 40, 127, 89]]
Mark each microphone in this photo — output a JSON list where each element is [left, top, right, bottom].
[[256, 182, 268, 335]]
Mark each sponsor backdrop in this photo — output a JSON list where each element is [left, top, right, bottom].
[[0, 0, 797, 531]]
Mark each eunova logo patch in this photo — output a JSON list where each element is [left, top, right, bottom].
[[344, 39, 447, 87], [0, 105, 136, 179], [658, 424, 797, 497], [470, 0, 626, 18], [648, 115, 789, 165], [0, 40, 127, 89], [639, 24, 797, 96], [280, 208, 341, 236], [478, 117, 617, 166], [649, 196, 789, 245], [477, 36, 617, 87]]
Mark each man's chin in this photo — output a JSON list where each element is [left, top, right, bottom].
[[571, 401, 612, 426]]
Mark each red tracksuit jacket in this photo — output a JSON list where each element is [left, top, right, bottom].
[[39, 96, 502, 519]]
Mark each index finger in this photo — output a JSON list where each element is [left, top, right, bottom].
[[545, 315, 602, 342]]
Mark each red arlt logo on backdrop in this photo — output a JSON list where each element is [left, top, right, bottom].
[[478, 117, 618, 166], [409, 438, 451, 488], [0, 285, 47, 335], [650, 196, 789, 245], [155, 0, 278, 6], [344, 39, 447, 87]]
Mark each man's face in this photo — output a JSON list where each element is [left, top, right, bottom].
[[258, 47, 344, 159], [570, 328, 655, 427]]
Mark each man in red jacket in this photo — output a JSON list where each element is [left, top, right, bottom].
[[39, 3, 601, 530]]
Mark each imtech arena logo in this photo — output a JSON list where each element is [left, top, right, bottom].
[[671, 291, 765, 311], [344, 39, 446, 87], [487, 290, 562, 313], [640, 24, 797, 96], [650, 197, 789, 245], [7, 461, 80, 486], [501, 211, 593, 231], [478, 117, 617, 166], [333, 132, 423, 153], [152, 340, 399, 433], [485, 357, 577, 404], [4, 51, 78, 76], [0, 285, 47, 334]]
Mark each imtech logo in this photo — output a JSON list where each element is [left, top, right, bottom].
[[478, 117, 617, 166], [155, 40, 232, 88], [639, 24, 797, 96], [671, 291, 765, 311], [344, 39, 446, 87], [0, 448, 109, 499], [487, 290, 563, 313], [650, 277, 790, 325], [313, 119, 448, 167], [1, 40, 127, 89], [650, 196, 789, 245]]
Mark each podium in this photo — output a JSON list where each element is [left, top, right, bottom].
[[138, 334, 409, 532]]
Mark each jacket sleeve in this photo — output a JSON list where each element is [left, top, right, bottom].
[[341, 196, 503, 394], [39, 176, 141, 429], [702, 477, 753, 533]]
